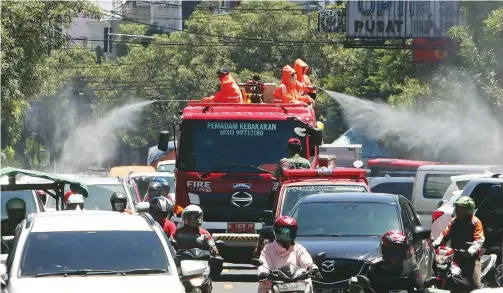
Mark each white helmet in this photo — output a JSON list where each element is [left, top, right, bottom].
[[66, 194, 84, 210], [181, 204, 203, 227]]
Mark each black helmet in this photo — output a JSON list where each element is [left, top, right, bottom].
[[148, 182, 162, 198], [149, 197, 174, 219], [110, 192, 128, 212]]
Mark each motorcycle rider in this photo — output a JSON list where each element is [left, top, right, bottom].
[[1, 198, 27, 236], [149, 197, 177, 238], [275, 138, 311, 179], [366, 230, 425, 293], [433, 196, 484, 289], [174, 204, 219, 256], [66, 193, 85, 210], [257, 216, 321, 293], [143, 181, 163, 203], [152, 177, 174, 201], [110, 192, 133, 214]]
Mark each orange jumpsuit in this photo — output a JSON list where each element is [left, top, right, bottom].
[[294, 59, 316, 96], [202, 74, 243, 103], [273, 65, 313, 104]]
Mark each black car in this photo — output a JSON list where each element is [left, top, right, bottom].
[[289, 192, 434, 293]]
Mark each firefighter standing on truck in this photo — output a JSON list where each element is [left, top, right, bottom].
[[275, 138, 311, 179], [293, 58, 316, 100], [273, 65, 313, 105], [201, 67, 243, 103]]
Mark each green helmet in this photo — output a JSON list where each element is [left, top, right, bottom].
[[454, 196, 475, 214]]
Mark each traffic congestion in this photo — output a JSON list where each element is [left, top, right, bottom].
[[2, 106, 503, 293], [3, 1, 503, 292]]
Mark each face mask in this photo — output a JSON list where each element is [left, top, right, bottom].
[[114, 202, 126, 212]]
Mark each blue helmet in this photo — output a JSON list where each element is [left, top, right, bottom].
[[151, 177, 170, 193]]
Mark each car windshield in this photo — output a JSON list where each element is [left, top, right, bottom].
[[370, 181, 413, 201], [177, 120, 307, 173], [157, 164, 175, 172], [47, 184, 129, 210], [281, 185, 368, 216], [292, 202, 400, 237], [20, 231, 170, 277], [1, 191, 38, 221]]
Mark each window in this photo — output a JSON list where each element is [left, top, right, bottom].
[[20, 230, 170, 277], [400, 204, 413, 238], [1, 191, 38, 221], [456, 180, 471, 190], [282, 185, 367, 216], [371, 182, 413, 201], [46, 184, 130, 210], [423, 174, 457, 199], [293, 202, 400, 237], [403, 200, 422, 227], [468, 183, 497, 208], [177, 120, 307, 172], [157, 164, 175, 173]]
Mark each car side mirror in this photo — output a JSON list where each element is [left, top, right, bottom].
[[309, 128, 323, 146], [157, 131, 170, 152], [413, 226, 431, 240], [180, 260, 206, 277], [260, 210, 273, 223], [137, 202, 150, 213], [436, 200, 445, 209]]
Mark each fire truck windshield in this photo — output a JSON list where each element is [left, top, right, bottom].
[[177, 120, 308, 173]]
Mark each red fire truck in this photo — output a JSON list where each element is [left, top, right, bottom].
[[157, 101, 323, 273]]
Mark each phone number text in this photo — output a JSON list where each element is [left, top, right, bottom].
[[219, 129, 265, 136]]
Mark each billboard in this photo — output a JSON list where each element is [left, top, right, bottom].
[[412, 38, 448, 63], [347, 1, 464, 38]]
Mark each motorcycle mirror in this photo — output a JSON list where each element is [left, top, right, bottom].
[[424, 277, 438, 288], [356, 275, 371, 288], [251, 258, 263, 267]]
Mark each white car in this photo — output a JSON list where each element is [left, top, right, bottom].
[[156, 160, 176, 173], [0, 210, 204, 293], [431, 177, 503, 239], [46, 176, 139, 212]]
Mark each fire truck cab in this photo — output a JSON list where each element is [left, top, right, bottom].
[[273, 167, 370, 219]]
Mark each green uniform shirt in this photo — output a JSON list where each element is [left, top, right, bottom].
[[276, 154, 311, 179]]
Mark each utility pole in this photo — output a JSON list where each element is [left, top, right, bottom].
[[307, 1, 311, 30]]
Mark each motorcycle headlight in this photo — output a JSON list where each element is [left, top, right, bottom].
[[189, 275, 205, 287]]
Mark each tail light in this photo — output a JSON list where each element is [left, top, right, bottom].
[[432, 210, 444, 222]]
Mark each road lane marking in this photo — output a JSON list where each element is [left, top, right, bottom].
[[224, 284, 234, 289]]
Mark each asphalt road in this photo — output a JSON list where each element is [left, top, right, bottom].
[[213, 263, 258, 293]]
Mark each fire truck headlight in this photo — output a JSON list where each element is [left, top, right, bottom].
[[188, 192, 200, 205]]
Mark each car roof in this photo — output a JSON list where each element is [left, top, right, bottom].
[[464, 178, 503, 187], [157, 160, 175, 165], [369, 177, 414, 187], [417, 165, 501, 172], [449, 172, 499, 183], [129, 172, 174, 178], [29, 211, 153, 232], [55, 174, 122, 185], [284, 180, 368, 187], [298, 192, 397, 204]]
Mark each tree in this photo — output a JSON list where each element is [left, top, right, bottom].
[[1, 0, 101, 167]]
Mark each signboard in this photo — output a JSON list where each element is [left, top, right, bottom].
[[347, 1, 464, 38], [412, 38, 448, 63], [318, 8, 346, 33]]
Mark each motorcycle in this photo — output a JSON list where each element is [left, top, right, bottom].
[[350, 274, 439, 293], [251, 258, 322, 293], [433, 243, 498, 292], [171, 239, 225, 293], [1, 236, 14, 257]]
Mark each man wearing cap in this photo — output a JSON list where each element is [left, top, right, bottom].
[[201, 67, 243, 103], [275, 138, 311, 179]]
